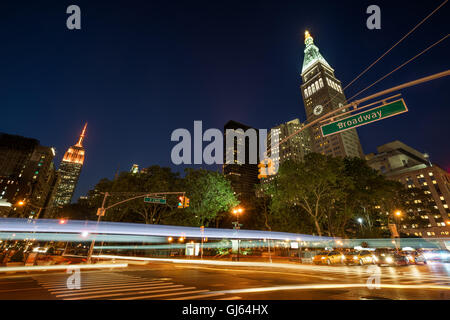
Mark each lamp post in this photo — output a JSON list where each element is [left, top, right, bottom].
[[389, 210, 402, 251], [357, 217, 363, 228], [232, 207, 244, 262]]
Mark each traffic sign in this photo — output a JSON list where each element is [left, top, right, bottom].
[[144, 197, 166, 204], [320, 99, 408, 137], [96, 208, 105, 216]]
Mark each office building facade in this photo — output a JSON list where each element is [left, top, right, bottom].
[[366, 141, 450, 238]]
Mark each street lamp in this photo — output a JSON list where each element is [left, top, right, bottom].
[[389, 210, 403, 251], [232, 207, 244, 262]]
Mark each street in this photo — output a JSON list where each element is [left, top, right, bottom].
[[0, 260, 449, 300]]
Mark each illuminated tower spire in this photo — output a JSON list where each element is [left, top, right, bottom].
[[52, 123, 88, 207], [75, 122, 87, 147], [300, 30, 363, 159], [301, 30, 332, 74]]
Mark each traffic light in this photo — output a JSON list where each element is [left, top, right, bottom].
[[267, 158, 277, 176], [258, 159, 278, 179], [178, 196, 190, 208], [258, 161, 268, 179], [178, 196, 184, 208]]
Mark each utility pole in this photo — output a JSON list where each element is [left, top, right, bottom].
[[87, 192, 109, 263]]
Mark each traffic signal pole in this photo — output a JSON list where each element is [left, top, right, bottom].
[[86, 191, 186, 263], [87, 192, 109, 263]]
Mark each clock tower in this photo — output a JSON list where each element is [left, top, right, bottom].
[[300, 31, 363, 158]]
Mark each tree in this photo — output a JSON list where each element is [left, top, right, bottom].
[[266, 153, 347, 236], [87, 166, 181, 224], [182, 168, 239, 227], [333, 157, 395, 238]]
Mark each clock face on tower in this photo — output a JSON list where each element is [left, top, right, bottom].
[[313, 104, 323, 116]]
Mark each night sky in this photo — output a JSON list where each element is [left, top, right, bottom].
[[1, 0, 449, 201]]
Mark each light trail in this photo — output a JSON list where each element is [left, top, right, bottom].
[[0, 263, 128, 273], [211, 283, 450, 295], [0, 218, 333, 241]]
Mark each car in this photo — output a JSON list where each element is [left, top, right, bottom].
[[374, 248, 409, 266], [422, 250, 450, 263], [344, 250, 377, 265], [403, 251, 427, 265], [313, 250, 345, 265]]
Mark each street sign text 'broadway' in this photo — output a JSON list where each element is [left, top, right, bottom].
[[320, 99, 408, 137]]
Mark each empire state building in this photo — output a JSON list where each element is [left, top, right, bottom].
[[300, 31, 363, 158], [52, 123, 87, 206]]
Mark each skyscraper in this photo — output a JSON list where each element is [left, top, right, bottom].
[[0, 133, 55, 218], [300, 31, 363, 158], [259, 119, 311, 189], [223, 120, 260, 208], [52, 123, 87, 207], [268, 118, 311, 165]]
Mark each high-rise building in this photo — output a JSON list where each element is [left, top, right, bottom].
[[259, 119, 311, 189], [366, 141, 450, 238], [223, 120, 260, 207], [0, 133, 55, 218], [267, 118, 311, 165], [300, 31, 363, 158], [52, 123, 87, 207]]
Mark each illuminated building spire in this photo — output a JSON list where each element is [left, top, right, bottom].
[[304, 30, 313, 46], [301, 30, 332, 74], [54, 122, 88, 206], [75, 123, 87, 147]]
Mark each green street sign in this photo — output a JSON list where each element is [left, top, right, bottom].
[[320, 99, 408, 137], [144, 197, 166, 204]]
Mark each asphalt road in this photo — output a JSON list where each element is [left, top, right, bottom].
[[0, 260, 449, 300]]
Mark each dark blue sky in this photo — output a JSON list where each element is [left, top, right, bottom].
[[1, 0, 449, 201]]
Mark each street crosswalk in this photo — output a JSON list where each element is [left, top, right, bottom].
[[33, 271, 242, 300]]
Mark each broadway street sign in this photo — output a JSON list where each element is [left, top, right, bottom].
[[320, 99, 408, 137], [144, 197, 167, 204]]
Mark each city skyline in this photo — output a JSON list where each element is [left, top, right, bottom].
[[1, 1, 449, 202]]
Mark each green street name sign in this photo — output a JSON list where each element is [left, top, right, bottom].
[[320, 99, 408, 137], [144, 197, 166, 204]]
